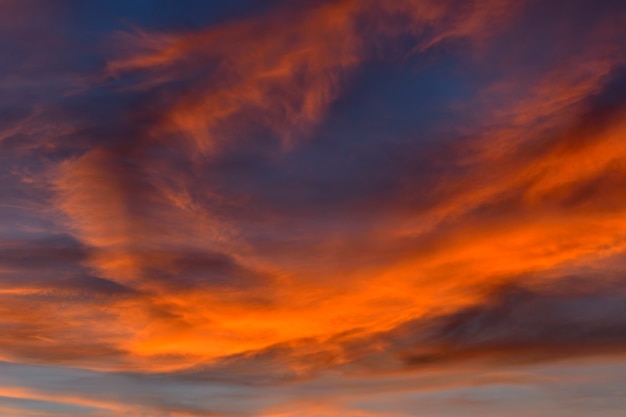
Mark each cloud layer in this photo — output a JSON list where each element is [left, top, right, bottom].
[[2, 0, 626, 415]]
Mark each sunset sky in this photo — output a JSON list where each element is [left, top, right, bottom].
[[2, 0, 626, 416]]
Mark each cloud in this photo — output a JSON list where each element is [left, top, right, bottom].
[[106, 0, 523, 152], [395, 276, 626, 367], [1, 0, 624, 374], [2, 0, 626, 416]]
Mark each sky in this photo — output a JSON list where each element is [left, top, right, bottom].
[[1, 0, 626, 416]]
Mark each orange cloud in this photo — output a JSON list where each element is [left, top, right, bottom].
[[107, 0, 523, 152], [3, 0, 626, 415], [0, 0, 617, 375]]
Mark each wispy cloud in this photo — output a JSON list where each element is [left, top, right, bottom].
[[2, 0, 626, 415]]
